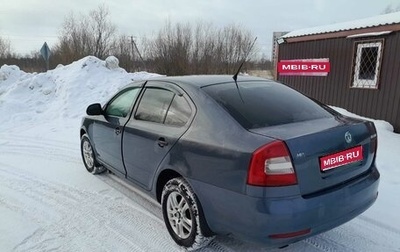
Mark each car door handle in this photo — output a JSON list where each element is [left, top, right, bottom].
[[115, 127, 121, 135], [158, 137, 168, 148]]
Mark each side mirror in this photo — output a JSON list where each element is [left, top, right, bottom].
[[86, 103, 103, 116]]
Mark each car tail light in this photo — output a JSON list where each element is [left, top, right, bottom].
[[247, 141, 297, 187]]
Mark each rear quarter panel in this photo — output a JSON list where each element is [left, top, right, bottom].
[[155, 85, 274, 194]]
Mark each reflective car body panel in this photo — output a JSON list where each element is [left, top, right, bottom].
[[189, 166, 379, 245], [80, 75, 379, 248]]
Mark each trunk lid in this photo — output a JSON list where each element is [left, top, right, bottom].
[[249, 116, 376, 196]]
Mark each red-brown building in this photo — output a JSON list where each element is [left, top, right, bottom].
[[276, 12, 400, 132]]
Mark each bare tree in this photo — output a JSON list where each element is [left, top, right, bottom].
[[0, 36, 13, 58], [53, 4, 116, 64], [215, 24, 255, 73], [148, 21, 192, 75], [110, 34, 135, 71], [53, 12, 89, 63], [190, 22, 221, 74], [89, 5, 116, 58], [382, 3, 400, 14], [146, 21, 256, 75]]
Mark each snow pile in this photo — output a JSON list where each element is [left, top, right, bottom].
[[105, 56, 120, 70], [0, 65, 32, 94], [0, 56, 161, 132], [331, 106, 394, 132]]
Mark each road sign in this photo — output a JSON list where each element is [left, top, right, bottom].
[[40, 42, 51, 70]]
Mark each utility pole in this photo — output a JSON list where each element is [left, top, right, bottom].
[[130, 36, 136, 64], [130, 36, 146, 71]]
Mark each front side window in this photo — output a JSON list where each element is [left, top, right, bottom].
[[135, 88, 175, 124], [352, 41, 383, 88], [105, 88, 140, 117]]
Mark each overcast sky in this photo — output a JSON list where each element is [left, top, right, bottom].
[[0, 0, 398, 58]]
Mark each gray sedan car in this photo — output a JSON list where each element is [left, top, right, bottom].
[[80, 75, 379, 250]]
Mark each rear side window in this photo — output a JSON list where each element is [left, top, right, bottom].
[[165, 95, 192, 127], [135, 88, 174, 123], [202, 81, 333, 129], [134, 87, 192, 126]]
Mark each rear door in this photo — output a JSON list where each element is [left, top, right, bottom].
[[122, 81, 193, 190]]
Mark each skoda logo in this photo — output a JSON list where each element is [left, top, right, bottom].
[[345, 131, 352, 143]]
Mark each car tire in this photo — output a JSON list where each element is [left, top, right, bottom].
[[161, 177, 214, 250], [80, 134, 106, 174]]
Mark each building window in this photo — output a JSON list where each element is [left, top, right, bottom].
[[352, 41, 383, 88]]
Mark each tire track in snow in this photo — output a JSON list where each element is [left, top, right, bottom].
[[0, 165, 180, 252], [0, 133, 77, 149], [0, 133, 231, 252], [0, 148, 80, 164], [0, 132, 263, 252], [302, 217, 400, 252], [0, 136, 80, 164], [304, 234, 353, 252], [0, 160, 179, 252], [1, 133, 399, 251], [348, 217, 400, 251], [0, 134, 178, 251], [97, 173, 164, 221], [358, 215, 400, 236]]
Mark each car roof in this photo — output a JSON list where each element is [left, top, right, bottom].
[[144, 75, 269, 88]]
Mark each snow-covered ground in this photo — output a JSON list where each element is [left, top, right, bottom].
[[0, 57, 399, 252]]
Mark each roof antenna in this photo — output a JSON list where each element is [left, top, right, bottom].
[[232, 37, 257, 102]]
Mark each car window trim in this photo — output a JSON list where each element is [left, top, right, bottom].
[[162, 93, 176, 124]]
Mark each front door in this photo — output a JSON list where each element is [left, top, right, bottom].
[[93, 86, 142, 176]]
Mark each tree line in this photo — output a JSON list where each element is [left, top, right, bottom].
[[0, 5, 271, 74]]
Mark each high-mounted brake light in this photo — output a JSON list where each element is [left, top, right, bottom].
[[247, 141, 297, 187]]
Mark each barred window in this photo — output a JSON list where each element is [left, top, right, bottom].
[[352, 41, 383, 88]]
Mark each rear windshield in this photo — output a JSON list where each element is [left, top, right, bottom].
[[202, 81, 333, 129]]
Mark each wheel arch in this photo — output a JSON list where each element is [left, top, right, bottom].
[[156, 169, 182, 203], [80, 128, 86, 138]]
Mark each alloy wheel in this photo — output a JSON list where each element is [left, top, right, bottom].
[[166, 191, 193, 239], [82, 140, 94, 168]]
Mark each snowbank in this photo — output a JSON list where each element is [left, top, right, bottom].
[[0, 56, 161, 132], [105, 56, 120, 70], [331, 106, 394, 132]]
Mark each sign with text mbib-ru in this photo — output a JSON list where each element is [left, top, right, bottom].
[[319, 145, 363, 172], [278, 58, 330, 76]]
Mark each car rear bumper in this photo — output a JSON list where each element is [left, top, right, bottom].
[[188, 166, 379, 248]]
